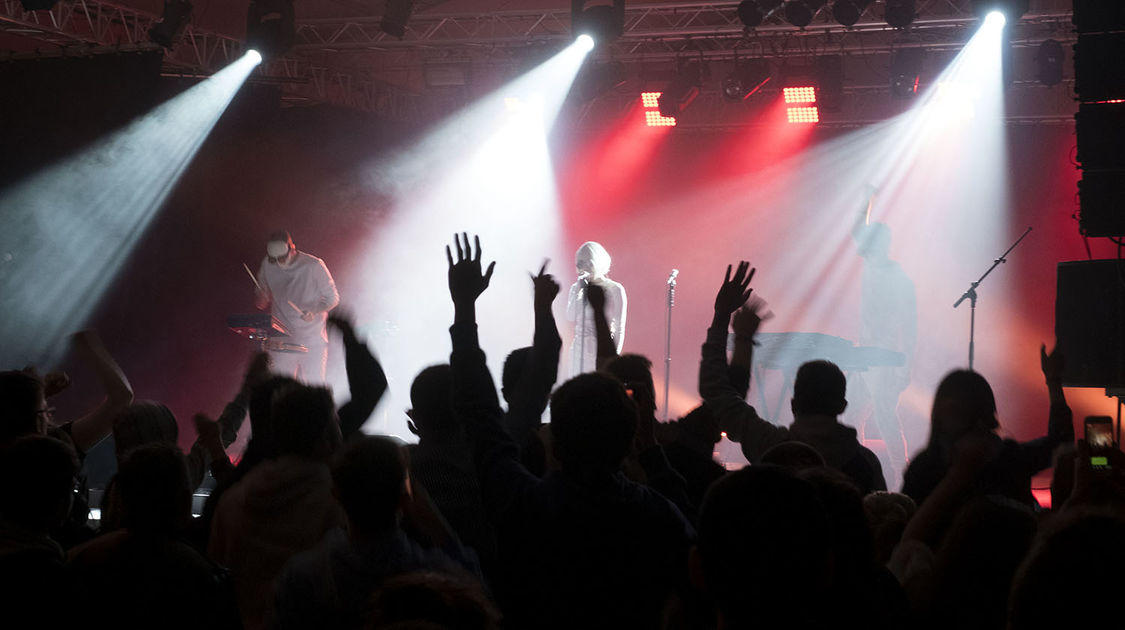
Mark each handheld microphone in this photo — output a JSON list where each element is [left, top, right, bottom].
[[578, 271, 590, 284]]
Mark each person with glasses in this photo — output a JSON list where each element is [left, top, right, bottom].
[[254, 231, 339, 382]]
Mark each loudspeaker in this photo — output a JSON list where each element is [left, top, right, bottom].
[[1055, 260, 1125, 388]]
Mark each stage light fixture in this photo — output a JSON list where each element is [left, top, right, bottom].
[[831, 0, 872, 27], [149, 0, 193, 49], [889, 47, 923, 98], [786, 106, 820, 123], [246, 0, 295, 58], [381, 0, 414, 38], [658, 65, 701, 119], [736, 0, 784, 28], [641, 91, 677, 126], [884, 0, 915, 29], [971, 0, 1027, 21], [1035, 39, 1063, 86], [721, 59, 771, 101], [783, 86, 817, 103], [19, 0, 58, 9], [785, 0, 827, 29], [572, 0, 625, 45]]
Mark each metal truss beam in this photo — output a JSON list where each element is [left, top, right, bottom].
[[292, 0, 1070, 53], [0, 0, 424, 120]]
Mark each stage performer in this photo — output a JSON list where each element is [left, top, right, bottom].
[[566, 241, 626, 377], [852, 186, 916, 478], [254, 231, 339, 382]]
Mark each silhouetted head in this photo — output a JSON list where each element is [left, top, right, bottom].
[[678, 404, 722, 447], [791, 360, 847, 417], [114, 443, 192, 534], [761, 440, 827, 472], [856, 222, 891, 260], [799, 467, 875, 578], [113, 401, 178, 461], [243, 375, 300, 463], [930, 369, 998, 446], [549, 372, 637, 475], [0, 370, 46, 443], [863, 491, 917, 565], [0, 435, 78, 532], [332, 435, 407, 536], [500, 348, 531, 404], [575, 241, 611, 279], [272, 383, 340, 459], [696, 466, 832, 629], [409, 365, 457, 441]]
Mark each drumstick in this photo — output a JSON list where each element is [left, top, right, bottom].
[[287, 300, 307, 317], [243, 263, 263, 291]]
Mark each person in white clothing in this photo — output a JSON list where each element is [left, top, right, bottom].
[[255, 231, 339, 382], [566, 241, 626, 377]]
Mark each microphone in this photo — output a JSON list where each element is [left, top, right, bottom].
[[578, 271, 590, 284], [667, 269, 679, 285]]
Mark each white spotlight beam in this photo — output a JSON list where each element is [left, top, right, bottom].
[[0, 52, 261, 367], [345, 38, 594, 439]]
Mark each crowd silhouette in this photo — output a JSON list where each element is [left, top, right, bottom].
[[2, 233, 1114, 630]]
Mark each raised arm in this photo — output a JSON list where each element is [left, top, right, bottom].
[[67, 330, 134, 452], [446, 234, 537, 520], [699, 263, 788, 462], [503, 262, 562, 446], [728, 299, 771, 400], [1018, 343, 1074, 472], [329, 311, 388, 439]]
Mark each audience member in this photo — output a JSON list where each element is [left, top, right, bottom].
[[68, 444, 240, 629], [273, 435, 480, 629], [366, 570, 502, 630], [209, 383, 346, 630], [405, 364, 496, 578], [446, 234, 694, 629], [902, 345, 1073, 508], [0, 435, 82, 626], [699, 262, 886, 493], [694, 465, 832, 629]]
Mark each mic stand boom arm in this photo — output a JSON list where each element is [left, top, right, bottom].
[[953, 226, 1032, 371]]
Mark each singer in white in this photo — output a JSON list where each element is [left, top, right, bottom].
[[566, 241, 626, 377], [254, 230, 339, 382]]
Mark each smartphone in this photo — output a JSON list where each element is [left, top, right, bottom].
[[1085, 415, 1115, 470]]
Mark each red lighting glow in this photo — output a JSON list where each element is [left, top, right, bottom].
[[787, 106, 820, 124], [640, 92, 677, 127], [783, 86, 817, 104]]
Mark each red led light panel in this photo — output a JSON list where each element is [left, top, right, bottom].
[[786, 106, 820, 124], [783, 86, 817, 104]]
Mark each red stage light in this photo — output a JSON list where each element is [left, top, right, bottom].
[[786, 106, 820, 124], [783, 86, 817, 104], [641, 92, 676, 126]]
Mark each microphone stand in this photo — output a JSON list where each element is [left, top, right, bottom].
[[663, 269, 678, 421], [577, 277, 588, 374], [953, 226, 1032, 370]]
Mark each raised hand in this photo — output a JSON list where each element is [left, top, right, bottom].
[[1041, 343, 1064, 383], [731, 296, 772, 339], [328, 309, 359, 341], [714, 261, 756, 316], [531, 260, 560, 310], [446, 232, 496, 308]]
